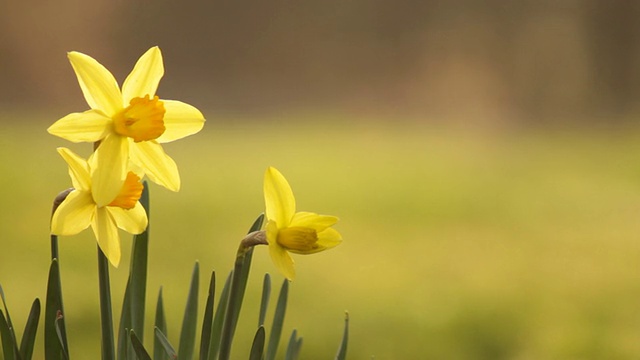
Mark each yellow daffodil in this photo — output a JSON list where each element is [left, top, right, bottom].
[[263, 167, 342, 280], [51, 147, 148, 267], [48, 46, 205, 207]]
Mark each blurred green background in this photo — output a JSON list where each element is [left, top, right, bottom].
[[3, 1, 640, 359]]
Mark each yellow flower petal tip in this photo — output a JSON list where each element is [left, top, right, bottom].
[[263, 167, 341, 279]]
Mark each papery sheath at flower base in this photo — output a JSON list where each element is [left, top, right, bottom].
[[263, 166, 342, 280], [47, 46, 205, 207], [51, 147, 148, 267]]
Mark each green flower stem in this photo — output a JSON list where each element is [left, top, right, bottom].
[[218, 230, 267, 360], [98, 246, 115, 360]]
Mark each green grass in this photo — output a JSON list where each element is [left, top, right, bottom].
[[2, 112, 640, 359]]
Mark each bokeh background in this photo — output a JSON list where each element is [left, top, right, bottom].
[[3, 1, 640, 359]]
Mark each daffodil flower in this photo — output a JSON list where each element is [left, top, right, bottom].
[[51, 147, 148, 267], [48, 46, 205, 207], [263, 167, 342, 280]]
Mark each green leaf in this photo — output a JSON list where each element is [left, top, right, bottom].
[[44, 259, 69, 360], [284, 330, 298, 360], [198, 272, 215, 360], [130, 331, 152, 360], [178, 263, 199, 360], [19, 299, 40, 360], [154, 327, 177, 360], [334, 312, 349, 360], [248, 326, 265, 360], [206, 272, 231, 360], [0, 309, 18, 360], [153, 289, 168, 360], [218, 214, 265, 360], [97, 246, 115, 360], [265, 280, 289, 360], [0, 285, 17, 343], [258, 274, 271, 327], [118, 182, 151, 360]]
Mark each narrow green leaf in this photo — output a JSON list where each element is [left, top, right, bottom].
[[218, 214, 265, 360], [248, 326, 265, 360], [334, 312, 349, 360], [265, 280, 289, 360], [97, 246, 115, 360], [258, 274, 271, 327], [178, 263, 199, 360], [118, 182, 151, 360], [0, 309, 18, 360], [44, 259, 68, 360], [154, 328, 177, 360], [117, 286, 132, 360], [130, 331, 152, 360], [198, 272, 215, 360], [284, 330, 298, 360], [0, 285, 17, 344], [19, 299, 40, 360], [206, 272, 231, 360], [294, 338, 303, 360], [153, 289, 168, 360], [55, 316, 69, 360]]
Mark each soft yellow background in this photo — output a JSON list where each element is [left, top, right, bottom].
[[3, 1, 640, 359]]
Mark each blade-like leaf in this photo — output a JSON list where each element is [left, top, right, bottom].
[[97, 246, 115, 360], [154, 327, 177, 360], [55, 315, 69, 360], [265, 280, 289, 360], [248, 326, 265, 360], [153, 289, 168, 360], [118, 182, 151, 360], [218, 214, 265, 360], [178, 263, 199, 360], [130, 331, 152, 360], [284, 330, 298, 360], [44, 259, 68, 360], [19, 299, 41, 360], [0, 285, 17, 345], [207, 272, 231, 360], [199, 272, 215, 360], [258, 274, 271, 327], [334, 312, 349, 360], [0, 309, 18, 360]]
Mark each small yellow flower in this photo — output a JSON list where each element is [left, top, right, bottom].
[[51, 148, 148, 267], [263, 167, 342, 280], [48, 46, 205, 207]]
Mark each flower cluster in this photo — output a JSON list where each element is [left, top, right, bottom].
[[49, 46, 205, 267], [48, 47, 342, 279]]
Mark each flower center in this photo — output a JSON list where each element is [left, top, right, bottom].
[[113, 95, 166, 142], [277, 226, 319, 251], [108, 172, 144, 209]]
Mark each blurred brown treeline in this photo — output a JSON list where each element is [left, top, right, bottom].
[[1, 0, 640, 123]]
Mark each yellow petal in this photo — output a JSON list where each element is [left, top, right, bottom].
[[90, 134, 129, 207], [290, 212, 339, 232], [48, 109, 112, 143], [51, 190, 94, 235], [130, 141, 180, 191], [57, 148, 91, 191], [92, 207, 121, 267], [269, 239, 296, 281], [122, 46, 164, 103], [264, 167, 295, 228], [312, 227, 343, 254], [108, 202, 148, 234], [68, 51, 123, 116], [155, 100, 205, 143]]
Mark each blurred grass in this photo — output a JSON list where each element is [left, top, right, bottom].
[[2, 112, 640, 359]]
